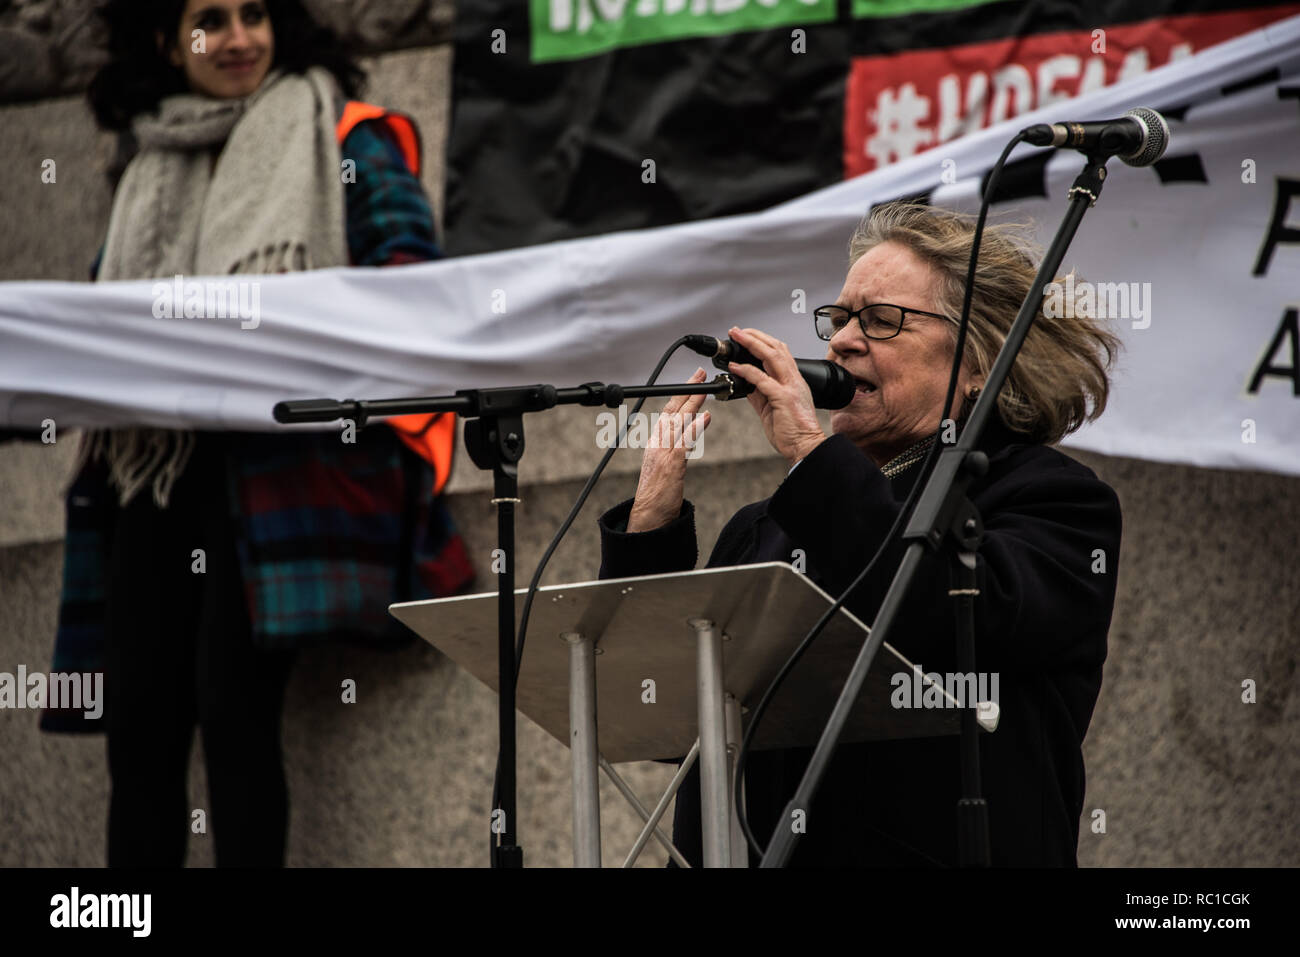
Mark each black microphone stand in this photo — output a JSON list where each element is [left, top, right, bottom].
[[274, 376, 737, 868], [760, 151, 1114, 868]]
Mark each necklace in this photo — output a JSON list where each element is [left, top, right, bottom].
[[880, 434, 936, 478]]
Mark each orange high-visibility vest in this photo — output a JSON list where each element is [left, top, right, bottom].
[[336, 101, 456, 496]]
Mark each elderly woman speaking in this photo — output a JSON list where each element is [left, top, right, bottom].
[[598, 201, 1123, 867]]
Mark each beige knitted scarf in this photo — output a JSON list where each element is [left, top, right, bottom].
[[84, 66, 349, 507]]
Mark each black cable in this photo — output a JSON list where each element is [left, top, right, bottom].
[[733, 131, 1030, 860], [489, 336, 694, 865]]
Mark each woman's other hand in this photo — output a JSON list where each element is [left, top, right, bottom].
[[627, 368, 712, 532]]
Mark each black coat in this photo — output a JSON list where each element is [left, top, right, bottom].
[[598, 417, 1122, 867]]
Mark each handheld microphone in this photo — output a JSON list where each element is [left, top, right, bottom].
[[683, 335, 856, 410], [1021, 107, 1170, 166]]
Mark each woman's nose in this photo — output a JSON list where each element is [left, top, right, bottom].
[[828, 323, 867, 357]]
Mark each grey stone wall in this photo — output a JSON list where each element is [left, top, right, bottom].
[[1, 23, 1296, 868]]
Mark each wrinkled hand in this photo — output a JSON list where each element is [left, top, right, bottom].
[[627, 368, 713, 533], [726, 326, 827, 468]]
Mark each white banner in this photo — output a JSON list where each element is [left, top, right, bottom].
[[1, 16, 1298, 475]]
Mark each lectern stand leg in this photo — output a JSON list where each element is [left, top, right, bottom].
[[691, 618, 731, 868], [725, 693, 748, 868], [563, 631, 601, 867]]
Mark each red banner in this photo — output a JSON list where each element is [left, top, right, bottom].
[[844, 6, 1300, 176]]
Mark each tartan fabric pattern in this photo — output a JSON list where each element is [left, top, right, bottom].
[[343, 117, 440, 266], [43, 117, 474, 732], [225, 428, 472, 648]]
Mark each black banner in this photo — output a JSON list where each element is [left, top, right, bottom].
[[444, 0, 1299, 255]]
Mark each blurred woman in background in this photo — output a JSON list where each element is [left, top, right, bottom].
[[41, 0, 474, 867]]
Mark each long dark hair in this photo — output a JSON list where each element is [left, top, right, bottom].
[[87, 0, 366, 132]]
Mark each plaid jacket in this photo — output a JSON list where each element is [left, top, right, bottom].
[[43, 116, 475, 733]]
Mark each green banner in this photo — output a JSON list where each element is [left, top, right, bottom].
[[851, 0, 1010, 18], [531, 0, 836, 63]]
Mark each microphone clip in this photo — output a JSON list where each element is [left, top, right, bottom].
[[711, 372, 753, 401]]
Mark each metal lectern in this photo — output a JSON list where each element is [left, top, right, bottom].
[[391, 562, 990, 867]]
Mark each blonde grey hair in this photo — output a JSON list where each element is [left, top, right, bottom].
[[848, 201, 1120, 445]]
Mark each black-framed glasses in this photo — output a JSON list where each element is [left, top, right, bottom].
[[813, 303, 949, 341]]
